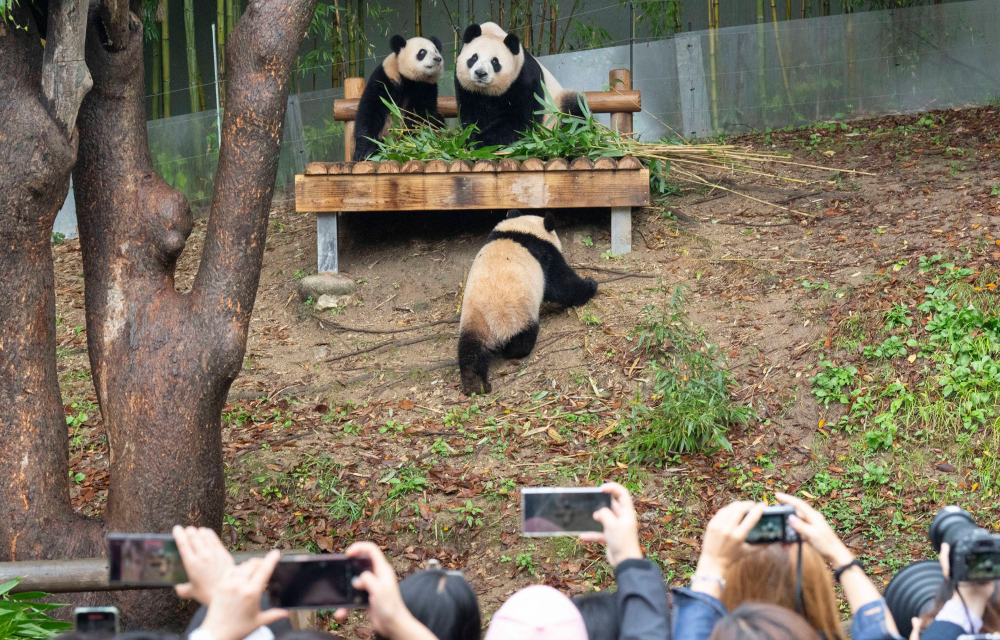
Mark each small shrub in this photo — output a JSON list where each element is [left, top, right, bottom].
[[811, 361, 858, 406], [0, 578, 72, 639], [624, 287, 753, 460]]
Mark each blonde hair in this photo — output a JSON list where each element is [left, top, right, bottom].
[[722, 544, 845, 640]]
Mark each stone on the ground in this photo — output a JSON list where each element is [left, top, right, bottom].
[[315, 294, 351, 310], [298, 272, 356, 301]]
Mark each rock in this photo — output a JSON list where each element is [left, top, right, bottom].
[[316, 294, 351, 310], [298, 272, 356, 301]]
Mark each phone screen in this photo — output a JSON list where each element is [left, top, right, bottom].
[[74, 608, 119, 633], [521, 488, 611, 537], [109, 534, 187, 586], [267, 555, 372, 609]]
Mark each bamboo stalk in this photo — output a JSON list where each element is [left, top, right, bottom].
[[770, 0, 794, 114], [161, 0, 170, 117], [785, 0, 791, 21], [225, 0, 234, 38], [524, 0, 533, 53], [707, 0, 719, 134], [216, 0, 226, 107], [756, 0, 766, 116], [357, 0, 365, 77], [548, 4, 556, 54], [332, 0, 343, 88], [151, 22, 162, 119], [801, 0, 806, 18], [347, 8, 357, 77], [183, 0, 202, 113], [415, 0, 421, 36]]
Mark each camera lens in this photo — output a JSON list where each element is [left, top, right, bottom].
[[928, 506, 979, 553], [884, 560, 945, 639]]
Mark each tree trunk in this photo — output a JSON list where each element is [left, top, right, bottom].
[[2, 0, 315, 630], [217, 0, 226, 108], [152, 22, 163, 119], [0, 0, 95, 566], [162, 0, 171, 117], [415, 0, 421, 36]]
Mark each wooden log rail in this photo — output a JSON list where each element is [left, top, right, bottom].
[[332, 90, 642, 122], [0, 549, 309, 594]]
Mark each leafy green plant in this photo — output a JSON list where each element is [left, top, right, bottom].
[[863, 336, 908, 360], [383, 465, 429, 501], [623, 286, 753, 459], [0, 578, 72, 639], [50, 232, 65, 245], [862, 463, 890, 486], [515, 552, 536, 575], [810, 361, 858, 406], [452, 500, 484, 528]]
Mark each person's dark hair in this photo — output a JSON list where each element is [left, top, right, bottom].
[[709, 604, 820, 640], [381, 568, 480, 640], [571, 591, 619, 640], [917, 580, 1000, 632]]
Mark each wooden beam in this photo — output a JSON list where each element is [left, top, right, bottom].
[[342, 77, 365, 161], [295, 170, 650, 212], [332, 90, 642, 122], [609, 69, 633, 136]]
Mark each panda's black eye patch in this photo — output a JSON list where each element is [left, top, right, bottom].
[[491, 57, 501, 73], [466, 53, 478, 68], [417, 49, 426, 61]]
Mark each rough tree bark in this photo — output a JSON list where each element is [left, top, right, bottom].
[[0, 0, 95, 564], [2, 0, 316, 629]]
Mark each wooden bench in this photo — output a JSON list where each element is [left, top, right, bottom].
[[295, 69, 647, 274]]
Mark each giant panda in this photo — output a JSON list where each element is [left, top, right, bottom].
[[353, 35, 445, 162], [455, 22, 586, 147], [458, 211, 598, 395]]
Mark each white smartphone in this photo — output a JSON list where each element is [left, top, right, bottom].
[[521, 487, 611, 537]]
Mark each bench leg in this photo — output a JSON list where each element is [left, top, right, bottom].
[[317, 212, 339, 274], [610, 206, 632, 255]]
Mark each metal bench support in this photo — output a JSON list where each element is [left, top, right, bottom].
[[611, 207, 632, 255], [317, 212, 339, 274]]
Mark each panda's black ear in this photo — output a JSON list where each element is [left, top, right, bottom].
[[506, 209, 523, 219], [462, 24, 482, 44], [430, 36, 442, 52], [543, 212, 555, 232], [503, 33, 521, 56], [390, 35, 406, 55]]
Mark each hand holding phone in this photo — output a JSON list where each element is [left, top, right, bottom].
[[201, 551, 289, 640], [578, 483, 643, 568], [521, 487, 612, 537], [267, 554, 372, 609], [172, 525, 235, 605], [74, 607, 119, 634]]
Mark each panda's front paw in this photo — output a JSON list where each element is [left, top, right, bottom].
[[581, 277, 598, 302]]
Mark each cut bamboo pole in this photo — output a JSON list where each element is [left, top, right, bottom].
[[707, 0, 720, 134]]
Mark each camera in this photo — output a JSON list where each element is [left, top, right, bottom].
[[885, 507, 1000, 639], [746, 505, 799, 545], [929, 506, 1000, 583]]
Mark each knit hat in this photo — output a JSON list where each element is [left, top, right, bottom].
[[484, 585, 589, 640]]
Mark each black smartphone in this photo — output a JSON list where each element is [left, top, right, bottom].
[[746, 505, 799, 544], [74, 607, 120, 634], [108, 533, 187, 586], [521, 487, 612, 537], [267, 554, 372, 609]]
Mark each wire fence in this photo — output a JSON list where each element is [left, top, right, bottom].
[[126, 0, 1000, 210]]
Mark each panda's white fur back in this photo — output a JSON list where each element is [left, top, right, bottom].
[[459, 215, 561, 348]]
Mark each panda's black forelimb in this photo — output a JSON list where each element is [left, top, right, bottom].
[[353, 72, 394, 162], [459, 332, 494, 395], [500, 323, 540, 360]]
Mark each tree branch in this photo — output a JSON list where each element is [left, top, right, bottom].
[[41, 0, 93, 136], [192, 0, 318, 339]]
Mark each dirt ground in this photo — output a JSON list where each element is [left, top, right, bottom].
[[55, 105, 1000, 636]]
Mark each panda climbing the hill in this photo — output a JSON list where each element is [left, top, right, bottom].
[[353, 35, 445, 161], [458, 211, 598, 396], [455, 22, 586, 147]]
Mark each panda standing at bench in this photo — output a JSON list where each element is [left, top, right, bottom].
[[353, 35, 445, 161], [455, 22, 586, 147]]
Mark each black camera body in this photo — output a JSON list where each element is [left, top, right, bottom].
[[929, 506, 1000, 583], [747, 505, 800, 545]]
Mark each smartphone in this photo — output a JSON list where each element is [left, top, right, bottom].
[[74, 607, 120, 634], [267, 554, 372, 609], [108, 533, 187, 586], [521, 487, 612, 537], [746, 505, 799, 544]]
